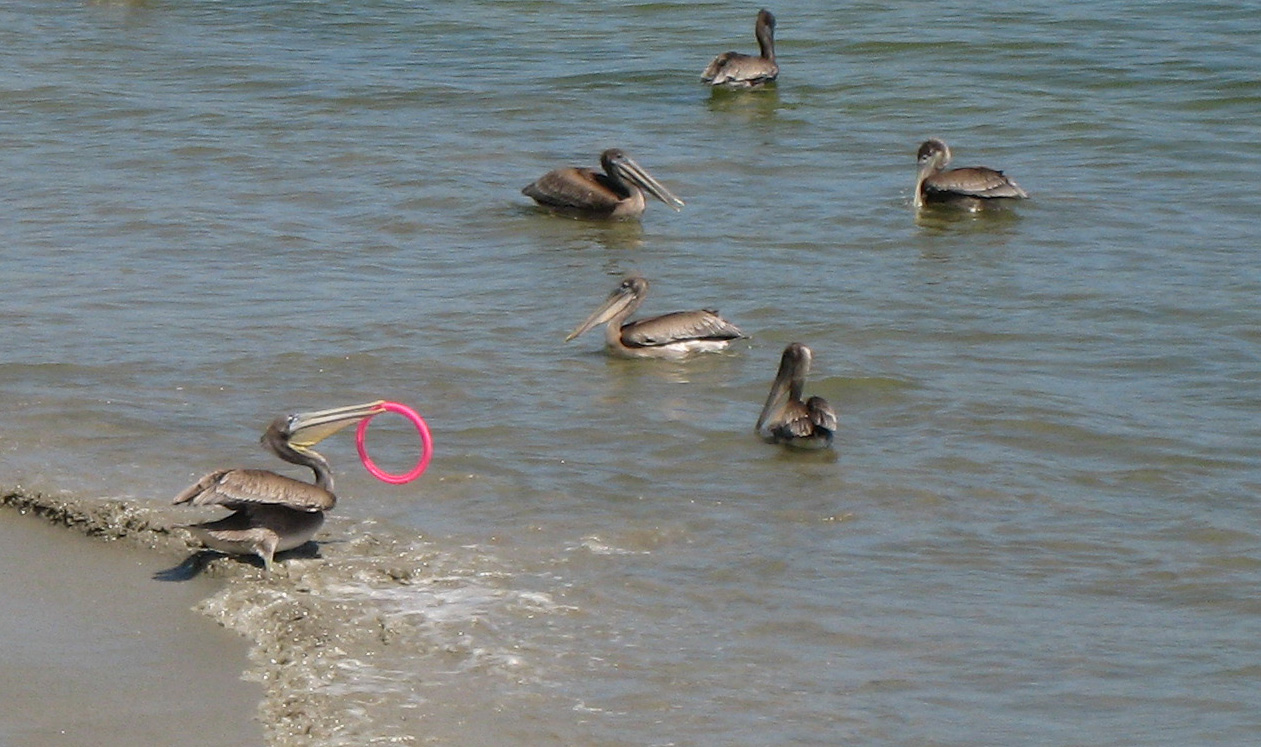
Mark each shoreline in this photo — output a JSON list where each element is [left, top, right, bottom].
[[0, 489, 264, 746], [1, 488, 451, 745]]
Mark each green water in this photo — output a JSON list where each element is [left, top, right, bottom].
[[1, 0, 1258, 743]]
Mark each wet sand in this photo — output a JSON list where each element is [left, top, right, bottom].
[[0, 489, 464, 745], [0, 491, 263, 747]]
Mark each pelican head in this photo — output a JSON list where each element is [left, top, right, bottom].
[[566, 276, 648, 342], [602, 149, 685, 211], [754, 8, 777, 59], [916, 139, 951, 178], [918, 137, 951, 166], [262, 401, 387, 486]]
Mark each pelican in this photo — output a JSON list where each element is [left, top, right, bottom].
[[756, 342, 837, 450], [522, 148, 685, 220], [566, 275, 745, 359], [173, 401, 386, 572], [915, 138, 1028, 210], [702, 9, 779, 87]]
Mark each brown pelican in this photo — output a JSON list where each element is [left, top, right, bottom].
[[915, 138, 1028, 210], [702, 9, 779, 87], [566, 275, 745, 359], [756, 342, 837, 450], [173, 401, 386, 573], [522, 148, 684, 220]]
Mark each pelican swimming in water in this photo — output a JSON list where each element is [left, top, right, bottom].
[[702, 9, 779, 87], [566, 275, 745, 359], [173, 401, 386, 572], [756, 342, 837, 450], [914, 138, 1028, 210], [522, 148, 684, 220]]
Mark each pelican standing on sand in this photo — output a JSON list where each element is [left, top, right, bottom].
[[522, 148, 685, 220], [702, 9, 779, 87], [756, 343, 837, 450], [566, 276, 745, 359], [174, 401, 386, 572], [914, 138, 1028, 210]]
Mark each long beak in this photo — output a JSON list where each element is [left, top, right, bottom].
[[914, 144, 951, 206], [565, 285, 638, 341], [757, 345, 809, 432], [615, 155, 685, 211], [913, 157, 936, 209], [756, 368, 793, 433], [286, 400, 387, 448]]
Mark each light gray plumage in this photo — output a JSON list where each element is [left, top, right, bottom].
[[702, 9, 779, 87], [566, 276, 745, 359]]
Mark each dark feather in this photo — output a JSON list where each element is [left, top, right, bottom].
[[522, 168, 625, 212]]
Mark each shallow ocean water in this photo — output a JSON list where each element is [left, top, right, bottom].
[[2, 0, 1259, 744]]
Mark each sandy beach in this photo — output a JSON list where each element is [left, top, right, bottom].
[[0, 492, 263, 747], [0, 490, 473, 746], [5, 0, 1260, 743]]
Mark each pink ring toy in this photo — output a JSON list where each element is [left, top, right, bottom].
[[355, 401, 432, 484]]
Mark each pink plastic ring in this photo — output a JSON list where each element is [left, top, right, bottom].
[[355, 401, 433, 484]]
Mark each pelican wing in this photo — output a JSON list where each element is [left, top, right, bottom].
[[620, 310, 744, 348], [702, 53, 778, 86], [522, 168, 623, 212], [767, 399, 836, 448], [174, 468, 334, 512], [806, 397, 838, 434], [769, 401, 819, 440], [925, 167, 1027, 199]]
